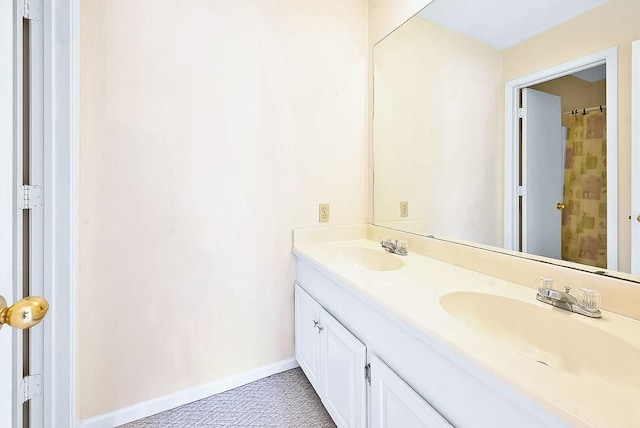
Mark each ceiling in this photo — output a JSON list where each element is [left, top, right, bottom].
[[418, 0, 608, 49], [572, 64, 607, 82]]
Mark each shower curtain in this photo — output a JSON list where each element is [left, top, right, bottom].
[[561, 110, 607, 268]]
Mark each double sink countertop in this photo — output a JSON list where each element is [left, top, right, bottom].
[[293, 237, 640, 428]]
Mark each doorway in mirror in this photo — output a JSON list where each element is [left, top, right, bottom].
[[504, 48, 618, 271], [521, 67, 608, 268]]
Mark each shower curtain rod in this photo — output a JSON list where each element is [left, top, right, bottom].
[[561, 105, 606, 115]]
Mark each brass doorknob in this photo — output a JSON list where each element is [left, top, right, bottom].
[[557, 202, 565, 210], [0, 295, 49, 330]]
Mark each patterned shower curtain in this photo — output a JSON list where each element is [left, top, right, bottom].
[[561, 110, 607, 268]]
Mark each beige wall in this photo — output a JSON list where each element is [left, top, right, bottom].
[[504, 0, 640, 272], [532, 76, 606, 125], [373, 17, 503, 245], [79, 0, 368, 419], [366, 0, 433, 225]]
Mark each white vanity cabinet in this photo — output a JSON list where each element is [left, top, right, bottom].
[[370, 354, 452, 428], [294, 284, 323, 392], [295, 283, 450, 428], [293, 252, 564, 428], [295, 285, 367, 428]]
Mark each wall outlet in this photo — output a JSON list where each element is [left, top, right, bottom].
[[319, 203, 330, 223], [400, 201, 409, 218]]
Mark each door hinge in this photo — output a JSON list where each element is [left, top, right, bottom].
[[364, 363, 371, 385], [21, 374, 43, 403], [518, 108, 525, 118], [19, 185, 43, 209], [21, 0, 42, 20], [517, 186, 525, 197]]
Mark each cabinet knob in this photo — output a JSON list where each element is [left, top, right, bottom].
[[313, 319, 319, 328], [316, 325, 324, 334]]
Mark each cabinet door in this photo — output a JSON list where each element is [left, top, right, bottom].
[[295, 285, 322, 393], [370, 354, 452, 428], [320, 308, 367, 428]]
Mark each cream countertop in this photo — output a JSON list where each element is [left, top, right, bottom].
[[293, 238, 640, 428]]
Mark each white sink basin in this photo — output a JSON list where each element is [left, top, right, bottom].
[[440, 291, 640, 388], [330, 247, 405, 271]]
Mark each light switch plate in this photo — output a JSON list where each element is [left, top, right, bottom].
[[400, 201, 408, 217], [319, 203, 330, 223]]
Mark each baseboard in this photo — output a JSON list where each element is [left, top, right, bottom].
[[78, 357, 300, 428]]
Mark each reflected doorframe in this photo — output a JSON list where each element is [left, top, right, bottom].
[[504, 47, 618, 271], [632, 40, 640, 275]]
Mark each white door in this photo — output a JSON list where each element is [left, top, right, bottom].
[[370, 354, 452, 428], [1, 1, 49, 426], [522, 88, 563, 259], [320, 308, 366, 428], [295, 285, 322, 393], [1, 0, 17, 425]]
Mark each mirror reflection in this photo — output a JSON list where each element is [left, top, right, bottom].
[[373, 0, 639, 275]]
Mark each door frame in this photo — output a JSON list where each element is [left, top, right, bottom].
[[42, 0, 79, 426], [1, 0, 19, 425], [504, 47, 618, 271], [631, 40, 640, 275]]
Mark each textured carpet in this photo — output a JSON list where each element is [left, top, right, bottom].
[[120, 368, 336, 428]]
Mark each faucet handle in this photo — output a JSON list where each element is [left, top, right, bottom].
[[564, 286, 572, 294], [380, 238, 395, 252], [536, 276, 554, 294], [578, 288, 601, 312], [395, 240, 408, 255]]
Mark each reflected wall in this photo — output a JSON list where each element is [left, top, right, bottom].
[[374, 16, 503, 245]]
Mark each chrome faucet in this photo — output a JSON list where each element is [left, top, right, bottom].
[[536, 285, 602, 318], [380, 239, 407, 256]]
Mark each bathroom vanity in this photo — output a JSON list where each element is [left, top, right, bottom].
[[295, 284, 451, 428], [292, 225, 640, 428]]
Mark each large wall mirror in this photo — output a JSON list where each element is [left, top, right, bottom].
[[373, 0, 640, 278]]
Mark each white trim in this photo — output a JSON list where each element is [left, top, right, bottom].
[[607, 49, 619, 271], [44, 0, 79, 427], [632, 40, 640, 275], [1, 0, 17, 426], [77, 358, 300, 428], [504, 75, 520, 251], [504, 47, 618, 270], [12, 1, 25, 425], [29, 6, 47, 426]]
